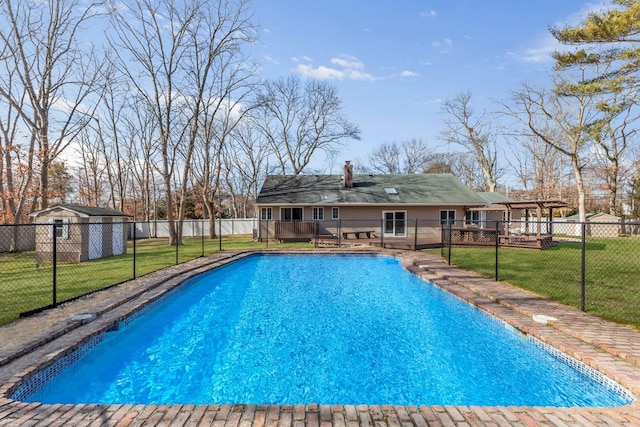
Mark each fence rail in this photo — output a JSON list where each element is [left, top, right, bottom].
[[1, 218, 639, 328]]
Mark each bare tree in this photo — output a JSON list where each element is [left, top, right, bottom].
[[0, 0, 106, 211], [507, 80, 599, 221], [585, 88, 640, 215], [109, 0, 255, 244], [0, 61, 31, 225], [75, 126, 108, 206], [109, 0, 196, 245], [255, 75, 361, 175], [367, 138, 435, 174], [440, 91, 500, 191], [367, 142, 402, 174], [124, 98, 162, 225], [506, 134, 566, 200], [220, 120, 270, 218]]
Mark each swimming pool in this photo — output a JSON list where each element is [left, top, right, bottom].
[[18, 254, 633, 407]]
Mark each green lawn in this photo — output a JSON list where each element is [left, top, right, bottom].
[[3, 235, 638, 328], [0, 236, 313, 326], [428, 237, 640, 327]]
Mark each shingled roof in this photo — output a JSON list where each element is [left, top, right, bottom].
[[256, 174, 488, 206], [29, 204, 131, 218]]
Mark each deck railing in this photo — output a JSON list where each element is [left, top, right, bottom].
[[274, 221, 316, 239]]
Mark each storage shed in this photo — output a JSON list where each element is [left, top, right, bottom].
[[29, 204, 131, 263], [563, 212, 622, 237]]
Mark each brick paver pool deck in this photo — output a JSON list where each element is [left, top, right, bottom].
[[1, 249, 640, 426]]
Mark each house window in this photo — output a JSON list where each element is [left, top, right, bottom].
[[313, 207, 324, 220], [383, 211, 406, 237], [332, 207, 339, 220], [260, 207, 272, 220], [467, 211, 482, 226], [281, 207, 303, 222], [440, 210, 456, 226]]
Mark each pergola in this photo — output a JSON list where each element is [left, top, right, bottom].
[[497, 200, 569, 239]]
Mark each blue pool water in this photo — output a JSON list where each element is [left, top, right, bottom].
[[24, 254, 631, 406]]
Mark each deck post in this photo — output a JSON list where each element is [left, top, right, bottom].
[[413, 218, 418, 250], [447, 222, 452, 265]]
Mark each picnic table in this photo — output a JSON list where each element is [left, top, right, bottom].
[[342, 230, 375, 239]]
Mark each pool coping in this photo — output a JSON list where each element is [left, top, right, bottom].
[[1, 248, 640, 426]]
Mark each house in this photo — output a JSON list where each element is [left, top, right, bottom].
[[29, 204, 131, 262], [255, 161, 501, 247]]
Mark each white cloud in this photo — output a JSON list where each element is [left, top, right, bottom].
[[330, 55, 364, 70], [294, 54, 376, 81], [520, 36, 559, 63], [420, 9, 437, 18], [517, 3, 616, 64], [400, 70, 420, 78], [292, 56, 313, 63], [431, 38, 453, 53], [296, 64, 347, 80], [263, 55, 279, 64]]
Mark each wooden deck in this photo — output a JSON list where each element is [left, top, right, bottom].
[[286, 225, 558, 250]]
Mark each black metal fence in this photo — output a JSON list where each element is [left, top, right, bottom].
[[439, 219, 640, 327], [0, 220, 270, 326], [1, 218, 639, 327]]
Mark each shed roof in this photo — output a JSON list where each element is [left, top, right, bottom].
[[29, 204, 131, 218], [564, 212, 621, 221], [256, 174, 488, 206]]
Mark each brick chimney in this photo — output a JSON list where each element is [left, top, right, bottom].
[[342, 160, 353, 188]]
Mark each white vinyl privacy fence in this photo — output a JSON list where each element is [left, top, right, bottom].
[[131, 218, 258, 239]]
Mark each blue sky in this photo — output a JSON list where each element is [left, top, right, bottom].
[[250, 1, 606, 178]]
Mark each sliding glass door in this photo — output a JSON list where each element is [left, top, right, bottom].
[[383, 211, 406, 237]]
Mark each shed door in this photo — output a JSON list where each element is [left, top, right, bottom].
[[89, 218, 102, 260], [112, 218, 124, 255]]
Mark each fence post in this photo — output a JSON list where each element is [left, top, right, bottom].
[[581, 222, 586, 311], [338, 219, 342, 247], [219, 216, 222, 251], [52, 223, 57, 307], [447, 222, 453, 265], [201, 221, 205, 257], [413, 218, 418, 250], [266, 220, 269, 249], [380, 219, 385, 248], [495, 220, 499, 281], [175, 232, 179, 265], [133, 221, 137, 279]]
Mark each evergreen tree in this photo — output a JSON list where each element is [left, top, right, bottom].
[[551, 0, 640, 93]]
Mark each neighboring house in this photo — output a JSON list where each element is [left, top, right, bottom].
[[29, 204, 131, 263], [255, 161, 500, 246]]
